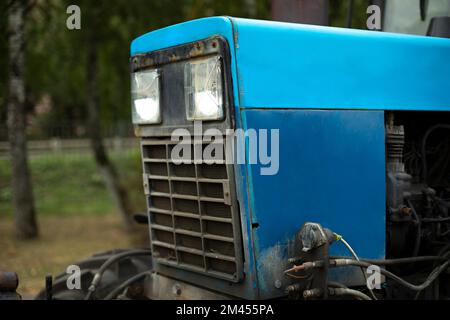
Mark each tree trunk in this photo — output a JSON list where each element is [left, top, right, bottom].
[[271, 0, 329, 26], [86, 35, 135, 232], [7, 0, 38, 239]]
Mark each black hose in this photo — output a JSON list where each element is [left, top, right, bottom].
[[328, 281, 348, 289], [85, 249, 151, 300], [104, 271, 151, 300], [331, 259, 450, 292], [440, 230, 450, 237], [421, 124, 450, 184], [438, 245, 450, 258], [329, 287, 372, 301], [422, 217, 450, 223]]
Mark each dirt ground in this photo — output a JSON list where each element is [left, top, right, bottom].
[[0, 214, 149, 299]]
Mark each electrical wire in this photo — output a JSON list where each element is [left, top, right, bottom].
[[339, 237, 358, 260], [428, 140, 450, 184], [334, 233, 378, 300], [330, 258, 450, 292], [421, 124, 450, 184], [285, 273, 310, 280], [408, 199, 421, 257], [329, 255, 447, 265], [422, 217, 450, 223]]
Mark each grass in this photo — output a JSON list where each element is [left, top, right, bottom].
[[0, 214, 149, 298], [0, 150, 146, 217], [0, 150, 149, 298]]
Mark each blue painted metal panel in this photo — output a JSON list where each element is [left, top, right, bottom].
[[241, 109, 386, 298], [232, 18, 450, 111], [132, 16, 450, 111]]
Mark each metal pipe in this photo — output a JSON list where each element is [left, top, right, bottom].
[[329, 287, 372, 300], [330, 258, 450, 291]]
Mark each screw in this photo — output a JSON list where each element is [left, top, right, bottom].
[[172, 284, 182, 296]]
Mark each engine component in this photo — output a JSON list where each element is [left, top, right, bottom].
[[285, 222, 337, 299], [298, 222, 335, 252], [386, 114, 450, 264], [386, 119, 411, 215]]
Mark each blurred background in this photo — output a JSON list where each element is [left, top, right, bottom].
[[0, 0, 381, 297]]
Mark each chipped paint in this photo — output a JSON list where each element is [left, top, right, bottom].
[[256, 238, 296, 298]]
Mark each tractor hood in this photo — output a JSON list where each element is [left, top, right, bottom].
[[131, 16, 450, 112]]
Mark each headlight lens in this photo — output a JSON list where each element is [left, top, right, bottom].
[[185, 55, 224, 121], [131, 69, 161, 124]]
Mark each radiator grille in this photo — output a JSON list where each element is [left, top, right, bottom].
[[141, 137, 243, 282]]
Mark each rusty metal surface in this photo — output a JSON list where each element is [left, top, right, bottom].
[[141, 136, 244, 283], [131, 37, 223, 72], [144, 272, 231, 300]]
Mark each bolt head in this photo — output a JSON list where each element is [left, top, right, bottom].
[[274, 279, 282, 289], [172, 284, 182, 296]]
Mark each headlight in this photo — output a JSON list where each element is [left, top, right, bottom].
[[185, 55, 224, 121], [131, 69, 161, 124]]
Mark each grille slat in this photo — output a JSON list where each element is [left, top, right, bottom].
[[142, 137, 242, 282], [148, 175, 228, 184]]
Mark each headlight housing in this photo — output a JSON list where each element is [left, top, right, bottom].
[[131, 69, 161, 124], [184, 55, 224, 121]]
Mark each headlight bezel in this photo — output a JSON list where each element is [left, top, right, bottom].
[[130, 36, 234, 136], [131, 68, 162, 125], [184, 55, 225, 122]]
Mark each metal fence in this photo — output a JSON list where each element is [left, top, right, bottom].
[[0, 137, 140, 160], [0, 120, 140, 160], [0, 120, 135, 141]]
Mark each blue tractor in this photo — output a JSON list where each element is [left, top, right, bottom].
[[30, 12, 450, 300]]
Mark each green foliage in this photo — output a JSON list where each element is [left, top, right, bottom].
[[2, 0, 370, 137], [0, 1, 373, 219], [0, 0, 271, 138], [0, 0, 272, 218], [0, 151, 145, 217], [329, 0, 371, 30]]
